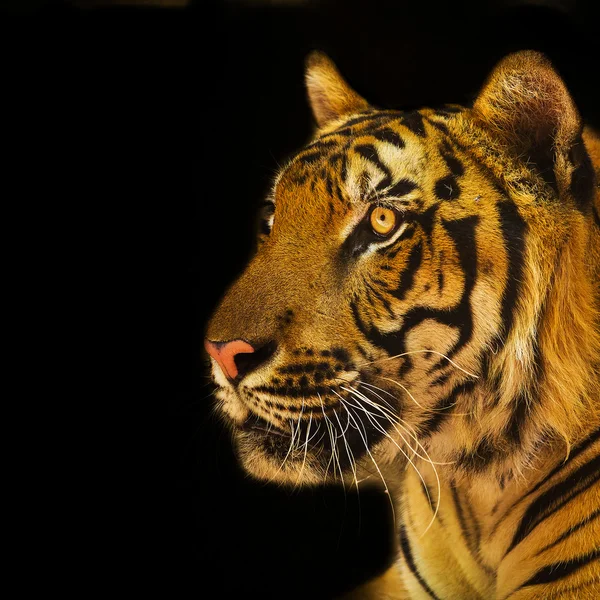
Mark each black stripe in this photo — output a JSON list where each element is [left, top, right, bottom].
[[568, 138, 595, 208], [490, 426, 600, 538], [451, 486, 474, 550], [426, 119, 449, 135], [506, 453, 600, 555], [444, 154, 465, 177], [354, 144, 392, 187], [289, 171, 307, 184], [438, 215, 478, 358], [278, 361, 332, 374], [325, 176, 334, 199], [456, 437, 497, 472], [340, 154, 348, 183], [390, 242, 423, 301], [440, 142, 465, 177], [385, 178, 418, 197], [420, 380, 476, 435], [402, 111, 427, 137], [593, 204, 600, 228], [496, 201, 527, 341], [452, 486, 495, 576], [431, 372, 450, 387], [296, 149, 329, 165], [463, 494, 482, 550], [305, 139, 339, 153], [400, 205, 438, 238], [420, 478, 438, 513], [350, 299, 405, 357], [547, 577, 600, 597], [399, 524, 441, 599], [352, 215, 478, 366], [373, 127, 405, 148], [366, 282, 395, 319], [317, 128, 354, 141], [371, 277, 390, 289], [340, 112, 397, 129], [380, 215, 479, 370], [519, 548, 600, 588], [253, 384, 336, 399], [505, 390, 530, 446], [332, 181, 344, 203], [514, 426, 600, 509], [434, 174, 461, 200], [536, 507, 600, 555]]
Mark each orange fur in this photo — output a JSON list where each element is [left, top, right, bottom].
[[206, 51, 600, 598]]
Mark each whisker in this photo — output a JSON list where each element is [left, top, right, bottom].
[[371, 377, 427, 411], [335, 408, 351, 438], [334, 393, 396, 530], [357, 349, 479, 379], [295, 412, 313, 488], [273, 418, 298, 477], [351, 380, 399, 413], [341, 381, 456, 466], [318, 393, 337, 482], [361, 375, 472, 421], [352, 380, 456, 465], [341, 391, 433, 510], [297, 400, 307, 450], [342, 385, 443, 534], [332, 407, 360, 499], [305, 421, 322, 445]]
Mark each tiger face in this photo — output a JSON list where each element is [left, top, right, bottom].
[[204, 51, 599, 487]]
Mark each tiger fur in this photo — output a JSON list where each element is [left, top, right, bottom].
[[204, 50, 600, 599]]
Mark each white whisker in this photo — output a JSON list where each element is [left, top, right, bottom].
[[341, 381, 455, 466], [318, 393, 337, 482], [341, 384, 443, 533], [341, 390, 433, 510], [375, 377, 428, 411], [357, 350, 479, 379], [334, 392, 396, 530], [295, 412, 313, 487]]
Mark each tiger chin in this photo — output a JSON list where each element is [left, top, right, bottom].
[[205, 50, 600, 599]]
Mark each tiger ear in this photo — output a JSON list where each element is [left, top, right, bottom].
[[472, 51, 587, 197], [305, 51, 369, 128]]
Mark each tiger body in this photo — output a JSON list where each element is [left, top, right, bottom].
[[205, 51, 600, 598]]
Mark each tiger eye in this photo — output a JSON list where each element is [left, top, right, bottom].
[[370, 207, 396, 235]]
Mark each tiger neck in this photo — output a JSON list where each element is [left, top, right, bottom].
[[431, 193, 600, 486]]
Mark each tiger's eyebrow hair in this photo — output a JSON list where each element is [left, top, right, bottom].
[[383, 179, 419, 197]]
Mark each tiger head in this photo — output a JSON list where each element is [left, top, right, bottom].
[[205, 51, 600, 487]]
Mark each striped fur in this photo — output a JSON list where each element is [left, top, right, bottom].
[[205, 51, 600, 598]]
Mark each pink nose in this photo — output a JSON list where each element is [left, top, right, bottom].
[[204, 339, 255, 380]]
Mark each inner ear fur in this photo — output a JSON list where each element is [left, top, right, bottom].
[[472, 51, 587, 198], [305, 51, 369, 129]]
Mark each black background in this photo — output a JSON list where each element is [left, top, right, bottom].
[[6, 0, 598, 597]]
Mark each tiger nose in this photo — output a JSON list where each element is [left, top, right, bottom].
[[204, 339, 277, 381]]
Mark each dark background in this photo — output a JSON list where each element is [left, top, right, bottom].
[[6, 0, 598, 597]]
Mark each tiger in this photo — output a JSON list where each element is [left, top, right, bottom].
[[204, 50, 600, 599]]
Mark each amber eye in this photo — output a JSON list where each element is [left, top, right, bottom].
[[370, 207, 396, 236]]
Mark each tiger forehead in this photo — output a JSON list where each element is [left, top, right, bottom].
[[274, 108, 451, 206]]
